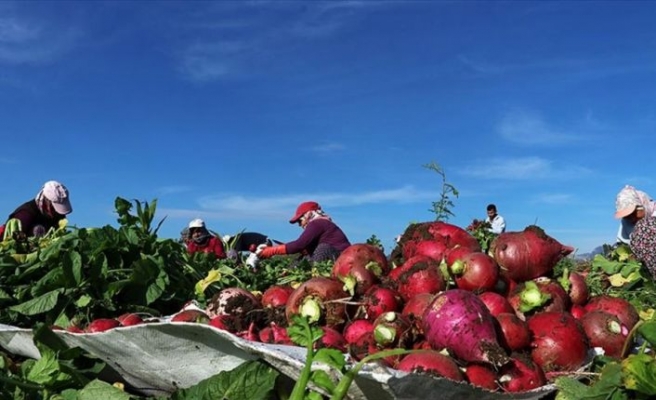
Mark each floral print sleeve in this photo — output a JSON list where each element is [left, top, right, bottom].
[[630, 216, 656, 279]]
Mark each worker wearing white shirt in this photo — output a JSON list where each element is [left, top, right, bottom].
[[485, 204, 506, 234]]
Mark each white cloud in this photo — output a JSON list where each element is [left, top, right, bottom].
[[156, 185, 193, 195], [0, 17, 80, 65], [160, 185, 438, 221], [309, 142, 345, 153], [531, 193, 575, 205], [174, 2, 383, 81], [459, 157, 592, 180], [497, 111, 583, 146]]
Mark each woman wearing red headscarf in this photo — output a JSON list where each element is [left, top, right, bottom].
[[258, 201, 351, 263]]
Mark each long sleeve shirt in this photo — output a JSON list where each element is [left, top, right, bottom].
[[485, 215, 506, 234], [285, 218, 351, 256]]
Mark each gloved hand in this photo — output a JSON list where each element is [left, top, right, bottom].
[[258, 244, 287, 258]]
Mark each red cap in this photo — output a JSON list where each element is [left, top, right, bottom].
[[289, 201, 320, 224]]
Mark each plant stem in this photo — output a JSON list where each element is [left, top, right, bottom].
[[288, 322, 316, 400]]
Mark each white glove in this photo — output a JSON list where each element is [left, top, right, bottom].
[[254, 243, 268, 256], [222, 234, 232, 243], [245, 252, 260, 269]]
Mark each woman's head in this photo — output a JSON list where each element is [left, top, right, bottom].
[[615, 185, 647, 220], [289, 201, 321, 226], [35, 181, 72, 218], [188, 218, 210, 244]]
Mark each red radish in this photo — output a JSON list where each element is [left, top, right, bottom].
[[361, 285, 402, 321], [388, 255, 446, 301], [86, 318, 121, 333], [477, 292, 514, 317], [396, 351, 464, 382], [206, 287, 261, 318], [317, 327, 347, 352], [425, 221, 481, 251], [527, 311, 589, 372], [584, 295, 639, 331], [580, 311, 629, 359], [464, 363, 498, 391], [285, 277, 349, 329], [394, 222, 481, 263], [343, 319, 374, 344], [422, 289, 508, 366], [498, 354, 546, 392], [66, 325, 84, 333], [209, 314, 237, 332], [332, 243, 390, 279], [335, 263, 378, 297], [570, 304, 587, 320], [495, 313, 531, 352], [259, 323, 293, 345], [261, 285, 294, 308], [348, 332, 382, 363], [448, 251, 500, 293], [236, 321, 259, 342], [490, 225, 574, 282], [372, 311, 413, 348], [508, 279, 570, 319], [408, 239, 448, 262], [117, 313, 143, 326], [401, 293, 436, 333], [444, 245, 475, 266], [171, 309, 210, 323], [565, 271, 589, 306]]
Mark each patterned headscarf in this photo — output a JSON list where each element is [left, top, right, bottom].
[[34, 189, 49, 214], [615, 185, 656, 219]]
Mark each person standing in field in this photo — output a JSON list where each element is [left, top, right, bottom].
[[257, 201, 351, 263], [1, 180, 72, 239], [186, 218, 227, 259], [485, 203, 506, 234], [614, 185, 656, 245]]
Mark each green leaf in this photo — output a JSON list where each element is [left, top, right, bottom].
[[622, 353, 656, 395], [170, 360, 278, 400], [592, 255, 623, 274], [26, 347, 60, 385], [9, 289, 62, 316], [638, 321, 656, 346], [554, 377, 589, 400], [287, 315, 324, 347], [62, 251, 83, 287], [77, 379, 133, 400], [310, 370, 336, 394], [313, 348, 346, 372], [58, 389, 81, 400], [75, 295, 92, 308]]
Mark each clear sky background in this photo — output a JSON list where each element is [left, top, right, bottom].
[[2, 1, 655, 255]]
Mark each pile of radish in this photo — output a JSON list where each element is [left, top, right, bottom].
[[70, 221, 641, 394]]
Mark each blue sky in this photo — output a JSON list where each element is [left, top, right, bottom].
[[2, 1, 655, 255]]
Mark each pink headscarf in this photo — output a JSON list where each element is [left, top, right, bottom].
[[615, 185, 656, 219]]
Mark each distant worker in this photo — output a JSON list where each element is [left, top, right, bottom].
[[614, 185, 656, 245], [1, 180, 72, 239], [485, 204, 506, 234], [222, 232, 282, 261], [186, 218, 226, 259], [257, 201, 351, 263]]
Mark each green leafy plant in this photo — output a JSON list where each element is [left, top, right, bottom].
[[286, 314, 416, 400], [465, 219, 496, 253], [423, 161, 458, 221]]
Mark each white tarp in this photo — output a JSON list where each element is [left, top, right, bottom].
[[0, 322, 557, 400]]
